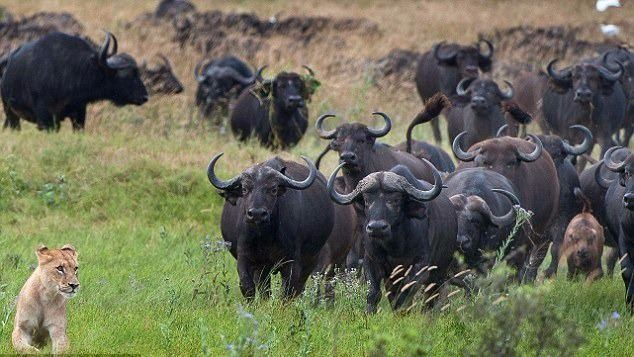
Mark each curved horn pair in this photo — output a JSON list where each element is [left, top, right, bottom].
[[315, 112, 391, 139], [207, 153, 317, 191], [452, 131, 543, 162], [327, 159, 443, 205]]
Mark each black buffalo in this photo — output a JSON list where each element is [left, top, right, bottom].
[[140, 54, 183, 95], [1, 32, 148, 131], [453, 133, 560, 281], [328, 162, 456, 313], [415, 39, 494, 142], [580, 148, 631, 275], [208, 153, 333, 299], [444, 78, 528, 148], [230, 66, 317, 149], [542, 56, 626, 161], [599, 148, 634, 310], [445, 168, 520, 273], [194, 56, 256, 121]]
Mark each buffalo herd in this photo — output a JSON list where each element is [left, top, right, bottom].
[[0, 5, 632, 313]]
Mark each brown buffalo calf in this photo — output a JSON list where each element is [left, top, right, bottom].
[[560, 188, 604, 281]]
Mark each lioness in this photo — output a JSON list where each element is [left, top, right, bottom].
[[12, 245, 80, 354]]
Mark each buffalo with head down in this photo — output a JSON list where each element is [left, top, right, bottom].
[[327, 162, 456, 313], [194, 55, 256, 121], [453, 133, 560, 281], [208, 153, 335, 300], [598, 147, 634, 310], [1, 32, 148, 131], [445, 168, 520, 274], [415, 39, 494, 143], [230, 66, 317, 149], [140, 54, 183, 95], [542, 55, 626, 162]]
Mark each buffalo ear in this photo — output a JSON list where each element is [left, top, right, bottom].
[[217, 187, 241, 206], [405, 199, 427, 218], [449, 194, 467, 211]]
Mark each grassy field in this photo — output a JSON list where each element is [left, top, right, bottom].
[[1, 0, 634, 355]]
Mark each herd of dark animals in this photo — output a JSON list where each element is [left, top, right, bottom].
[[0, 0, 633, 313]]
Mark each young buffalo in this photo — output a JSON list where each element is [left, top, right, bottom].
[[560, 188, 604, 281]]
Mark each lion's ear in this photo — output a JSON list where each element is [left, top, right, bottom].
[[61, 244, 77, 258], [36, 245, 50, 262]]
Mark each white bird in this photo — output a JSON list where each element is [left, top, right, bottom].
[[596, 0, 621, 12], [600, 24, 620, 37]]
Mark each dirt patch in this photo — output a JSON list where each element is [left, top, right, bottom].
[[0, 11, 87, 58], [127, 8, 380, 77]]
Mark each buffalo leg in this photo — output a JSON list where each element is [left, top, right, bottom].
[[237, 256, 256, 300], [523, 241, 549, 283], [253, 266, 272, 300], [2, 106, 20, 130], [606, 247, 619, 276], [34, 102, 55, 131], [544, 235, 561, 279], [280, 261, 303, 300], [618, 230, 634, 311], [70, 106, 86, 131], [364, 259, 382, 314]]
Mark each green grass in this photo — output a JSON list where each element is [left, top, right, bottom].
[[0, 106, 632, 356]]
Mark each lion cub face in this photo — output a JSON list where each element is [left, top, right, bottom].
[[36, 245, 80, 299]]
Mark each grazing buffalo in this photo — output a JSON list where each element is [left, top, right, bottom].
[[453, 133, 560, 281], [396, 93, 455, 172], [415, 39, 494, 142], [207, 153, 333, 300], [530, 126, 593, 278], [230, 66, 317, 149], [194, 56, 256, 121], [579, 147, 631, 274], [561, 188, 604, 281], [445, 168, 520, 273], [542, 56, 626, 160], [327, 162, 456, 313], [140, 54, 183, 95], [599, 147, 634, 310], [444, 78, 529, 148], [1, 32, 148, 131]]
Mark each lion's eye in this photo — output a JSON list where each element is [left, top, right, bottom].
[[56, 266, 64, 273]]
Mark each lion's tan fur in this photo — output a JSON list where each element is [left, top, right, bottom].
[[12, 245, 80, 354]]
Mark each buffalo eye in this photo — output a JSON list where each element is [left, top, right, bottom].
[[56, 266, 64, 273], [241, 187, 250, 195], [270, 186, 278, 195]]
